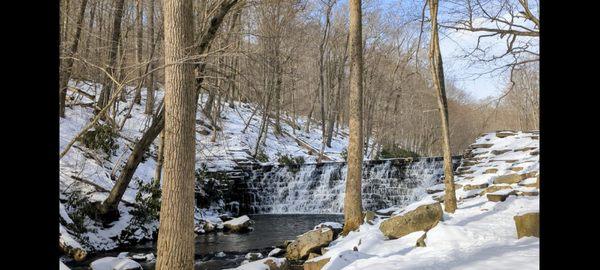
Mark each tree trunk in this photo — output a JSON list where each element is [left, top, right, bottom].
[[145, 0, 156, 114], [97, 0, 125, 111], [155, 0, 196, 267], [428, 0, 457, 213], [59, 0, 89, 118], [133, 0, 144, 105], [342, 0, 364, 235]]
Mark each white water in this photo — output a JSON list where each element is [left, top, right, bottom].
[[245, 158, 449, 214]]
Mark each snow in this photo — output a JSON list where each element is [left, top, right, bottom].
[[225, 257, 287, 270], [308, 131, 539, 270], [215, 251, 227, 258], [90, 257, 142, 270], [267, 248, 282, 257], [315, 222, 343, 230], [59, 261, 71, 270]]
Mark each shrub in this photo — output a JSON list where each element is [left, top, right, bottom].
[[129, 179, 162, 225], [378, 145, 420, 159], [340, 148, 348, 161], [62, 190, 97, 248], [255, 150, 269, 163], [277, 153, 305, 173], [79, 123, 118, 155]]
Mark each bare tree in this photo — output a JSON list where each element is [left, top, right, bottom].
[[429, 0, 458, 213], [342, 0, 364, 235]]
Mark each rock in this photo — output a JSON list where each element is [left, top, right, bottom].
[[462, 161, 478, 166], [426, 183, 462, 194], [90, 257, 142, 270], [491, 149, 511, 155], [487, 190, 517, 202], [432, 193, 444, 203], [307, 253, 320, 260], [223, 215, 253, 233], [480, 185, 512, 195], [364, 211, 376, 224], [416, 232, 427, 247], [379, 202, 443, 239], [463, 183, 489, 190], [303, 257, 330, 270], [268, 248, 285, 257], [484, 168, 498, 174], [203, 221, 216, 233], [536, 175, 540, 188], [493, 174, 525, 184], [245, 252, 264, 261], [283, 240, 294, 248], [510, 167, 524, 172], [496, 132, 515, 138], [320, 247, 328, 254], [263, 258, 290, 270], [514, 212, 539, 239], [514, 147, 537, 152], [286, 228, 334, 260], [517, 190, 539, 196], [530, 150, 539, 156]]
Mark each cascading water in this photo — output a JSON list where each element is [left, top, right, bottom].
[[243, 157, 455, 214]]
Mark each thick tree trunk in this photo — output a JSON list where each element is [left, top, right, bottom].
[[428, 0, 457, 213], [155, 0, 196, 267], [342, 0, 364, 235], [97, 0, 126, 111], [59, 0, 89, 118]]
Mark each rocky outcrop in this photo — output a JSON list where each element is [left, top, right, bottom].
[[514, 212, 539, 239], [480, 185, 512, 195], [379, 202, 443, 239], [286, 227, 334, 261], [90, 257, 142, 270], [463, 183, 489, 190]]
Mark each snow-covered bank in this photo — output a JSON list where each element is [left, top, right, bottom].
[[304, 131, 539, 270]]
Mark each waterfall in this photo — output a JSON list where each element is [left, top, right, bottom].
[[243, 157, 453, 214]]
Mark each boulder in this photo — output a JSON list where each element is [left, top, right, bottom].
[[90, 257, 142, 270], [286, 228, 334, 261], [510, 167, 524, 172], [514, 212, 539, 239], [303, 257, 330, 270], [314, 222, 343, 238], [432, 193, 445, 203], [263, 258, 290, 270], [487, 190, 517, 202], [223, 215, 253, 233], [494, 174, 524, 184], [379, 202, 443, 239], [517, 190, 539, 196], [496, 132, 515, 138], [203, 221, 216, 233], [484, 168, 498, 174], [471, 143, 494, 148], [307, 253, 320, 260], [463, 183, 489, 191]]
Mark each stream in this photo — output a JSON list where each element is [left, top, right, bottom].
[[64, 214, 344, 270]]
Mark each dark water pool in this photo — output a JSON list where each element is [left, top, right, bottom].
[[65, 214, 344, 270]]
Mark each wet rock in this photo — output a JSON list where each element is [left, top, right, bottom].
[[379, 202, 443, 239], [514, 212, 539, 239], [286, 227, 334, 260]]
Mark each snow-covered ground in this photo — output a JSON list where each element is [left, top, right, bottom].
[[306, 131, 539, 270], [59, 80, 353, 253]]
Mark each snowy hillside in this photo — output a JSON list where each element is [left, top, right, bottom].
[[299, 131, 540, 270], [59, 80, 352, 252]]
